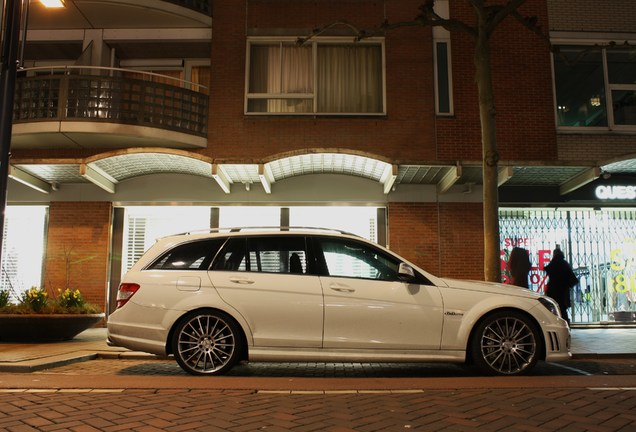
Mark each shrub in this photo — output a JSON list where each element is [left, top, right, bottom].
[[57, 288, 85, 309], [21, 286, 48, 312], [0, 289, 9, 308], [0, 287, 101, 314]]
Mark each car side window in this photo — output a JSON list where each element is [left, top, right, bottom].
[[147, 239, 225, 270], [316, 237, 400, 281], [211, 236, 309, 274]]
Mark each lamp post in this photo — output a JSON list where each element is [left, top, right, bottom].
[[0, 0, 23, 270]]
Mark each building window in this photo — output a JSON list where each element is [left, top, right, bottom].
[[246, 38, 385, 115], [554, 45, 636, 129], [435, 40, 453, 115]]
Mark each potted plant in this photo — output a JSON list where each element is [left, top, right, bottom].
[[0, 286, 104, 342]]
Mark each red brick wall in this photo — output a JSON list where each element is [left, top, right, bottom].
[[388, 203, 440, 275], [437, 0, 557, 162], [43, 202, 112, 313], [438, 203, 484, 280], [207, 0, 556, 165], [548, 0, 636, 32], [208, 0, 436, 162], [388, 202, 484, 281], [13, 0, 557, 167]]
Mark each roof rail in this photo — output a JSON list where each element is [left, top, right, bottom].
[[168, 226, 361, 238]]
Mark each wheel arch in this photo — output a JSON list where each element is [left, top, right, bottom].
[[165, 307, 249, 362], [464, 307, 547, 365]]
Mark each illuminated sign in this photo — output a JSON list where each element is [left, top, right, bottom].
[[595, 185, 636, 200]]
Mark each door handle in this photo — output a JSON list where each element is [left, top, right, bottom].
[[229, 278, 255, 285], [329, 284, 355, 293]]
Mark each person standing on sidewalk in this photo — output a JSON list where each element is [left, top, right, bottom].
[[544, 247, 578, 325], [507, 247, 532, 289]]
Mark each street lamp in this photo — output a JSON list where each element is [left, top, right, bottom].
[[0, 0, 64, 271], [0, 0, 24, 273], [39, 0, 64, 6]]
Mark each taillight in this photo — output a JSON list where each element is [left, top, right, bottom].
[[116, 283, 140, 309]]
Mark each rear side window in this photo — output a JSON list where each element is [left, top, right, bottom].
[[147, 238, 226, 270], [211, 235, 309, 274]]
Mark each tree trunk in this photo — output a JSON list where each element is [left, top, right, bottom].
[[474, 30, 501, 282]]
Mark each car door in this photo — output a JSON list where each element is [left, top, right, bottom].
[[315, 236, 444, 350], [207, 235, 324, 348]]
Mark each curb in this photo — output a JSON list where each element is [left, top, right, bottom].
[[1, 352, 634, 374], [571, 353, 636, 360], [0, 353, 98, 373]]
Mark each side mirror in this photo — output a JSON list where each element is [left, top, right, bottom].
[[398, 263, 416, 281]]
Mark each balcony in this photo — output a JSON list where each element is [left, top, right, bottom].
[[11, 67, 208, 149], [27, 1, 211, 31], [166, 0, 211, 15]]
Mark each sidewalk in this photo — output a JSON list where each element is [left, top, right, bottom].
[[1, 327, 635, 373]]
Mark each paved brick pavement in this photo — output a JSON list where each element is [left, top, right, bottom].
[[1, 386, 636, 431], [2, 328, 636, 431]]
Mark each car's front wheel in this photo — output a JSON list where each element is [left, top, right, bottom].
[[172, 310, 242, 376], [470, 311, 540, 376]]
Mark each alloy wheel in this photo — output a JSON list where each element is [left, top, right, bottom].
[[476, 314, 538, 375], [173, 312, 239, 375]]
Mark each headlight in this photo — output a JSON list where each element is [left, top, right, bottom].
[[538, 297, 560, 317]]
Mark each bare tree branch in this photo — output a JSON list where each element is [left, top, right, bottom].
[[417, 1, 477, 37], [509, 9, 553, 52], [296, 1, 480, 46], [486, 0, 528, 34], [296, 21, 365, 46]]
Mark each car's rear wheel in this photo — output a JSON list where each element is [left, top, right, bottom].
[[172, 310, 242, 376], [470, 311, 540, 376]]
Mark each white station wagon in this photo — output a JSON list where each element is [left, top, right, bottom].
[[107, 227, 571, 376]]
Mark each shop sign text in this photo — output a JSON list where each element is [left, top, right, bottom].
[[595, 185, 636, 200]]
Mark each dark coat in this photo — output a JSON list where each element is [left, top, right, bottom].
[[508, 247, 532, 288], [544, 255, 577, 308]]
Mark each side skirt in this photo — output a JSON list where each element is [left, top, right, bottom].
[[248, 348, 466, 363]]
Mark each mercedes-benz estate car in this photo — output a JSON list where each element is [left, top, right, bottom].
[[107, 227, 571, 376]]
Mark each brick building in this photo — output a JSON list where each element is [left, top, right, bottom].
[[2, 0, 636, 324]]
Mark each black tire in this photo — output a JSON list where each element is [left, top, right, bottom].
[[470, 310, 540, 376], [172, 310, 242, 376]]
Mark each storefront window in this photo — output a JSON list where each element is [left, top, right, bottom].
[[0, 206, 47, 301], [121, 206, 211, 275], [289, 206, 378, 242], [500, 208, 636, 324], [218, 206, 281, 229], [120, 206, 381, 277]]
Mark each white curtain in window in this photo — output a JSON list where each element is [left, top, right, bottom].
[[249, 44, 312, 113], [317, 45, 382, 113], [281, 45, 313, 94]]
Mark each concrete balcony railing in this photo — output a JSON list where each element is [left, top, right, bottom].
[[13, 66, 208, 145]]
